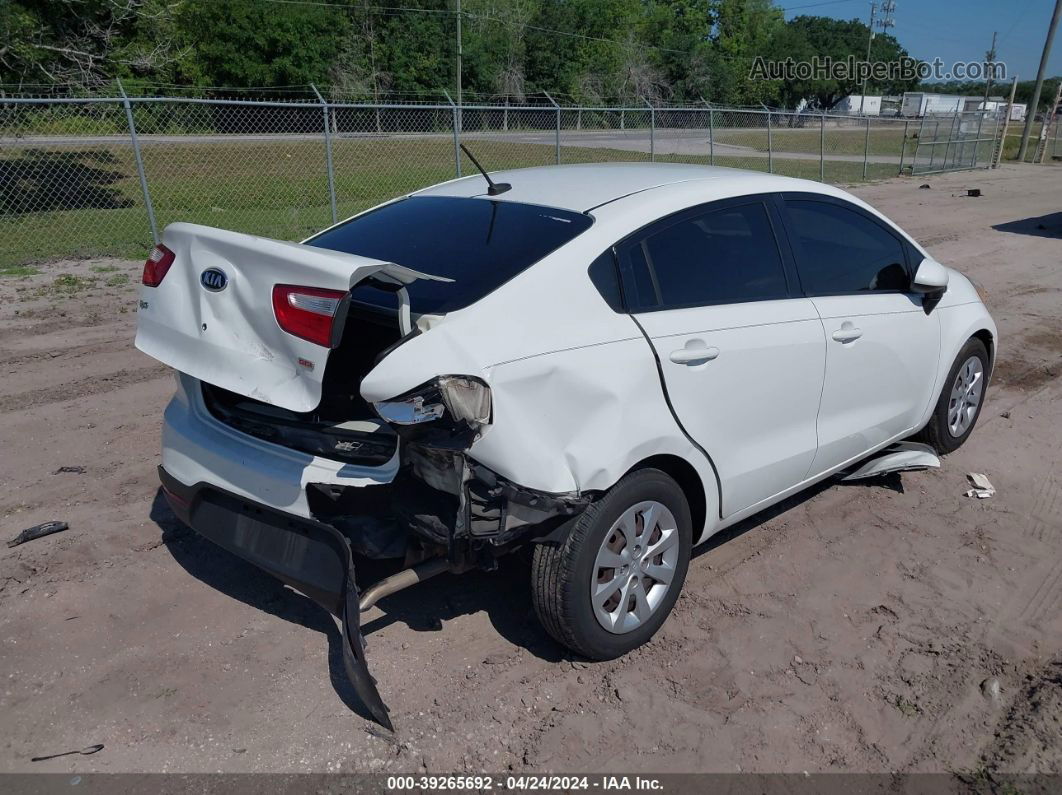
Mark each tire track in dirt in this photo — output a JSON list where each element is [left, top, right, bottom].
[[0, 365, 169, 414], [0, 336, 132, 368], [1026, 476, 1062, 542], [1018, 557, 1062, 629], [0, 313, 133, 343]]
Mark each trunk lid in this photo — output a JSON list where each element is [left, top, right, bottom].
[[135, 222, 449, 413]]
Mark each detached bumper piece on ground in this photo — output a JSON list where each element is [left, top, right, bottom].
[[159, 468, 398, 729], [159, 457, 585, 730]]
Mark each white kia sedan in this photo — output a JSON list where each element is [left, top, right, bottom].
[[135, 163, 996, 728]]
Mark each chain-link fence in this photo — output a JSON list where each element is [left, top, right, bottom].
[[908, 111, 1001, 175], [0, 96, 1007, 267]]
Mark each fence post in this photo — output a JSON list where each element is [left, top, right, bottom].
[[766, 110, 773, 173], [994, 76, 1018, 167], [912, 113, 927, 172], [972, 110, 986, 169], [928, 119, 941, 170], [709, 108, 715, 165], [820, 112, 826, 182], [941, 112, 958, 170], [862, 115, 871, 179], [117, 80, 158, 245], [443, 90, 461, 177], [897, 119, 910, 175], [544, 91, 561, 165], [311, 84, 337, 225], [644, 98, 655, 162]]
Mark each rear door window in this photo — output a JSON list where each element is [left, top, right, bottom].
[[782, 199, 909, 294], [307, 196, 593, 314], [617, 200, 790, 311]]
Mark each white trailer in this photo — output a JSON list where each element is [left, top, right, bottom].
[[834, 95, 882, 115], [901, 92, 967, 117]]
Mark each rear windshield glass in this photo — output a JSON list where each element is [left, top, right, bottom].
[[307, 196, 593, 314]]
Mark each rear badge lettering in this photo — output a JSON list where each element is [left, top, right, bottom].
[[297, 357, 315, 371], [200, 268, 228, 292]]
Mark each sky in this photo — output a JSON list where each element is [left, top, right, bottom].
[[779, 0, 1062, 84]]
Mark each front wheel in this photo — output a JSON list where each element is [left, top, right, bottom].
[[918, 337, 990, 454], [531, 468, 692, 660]]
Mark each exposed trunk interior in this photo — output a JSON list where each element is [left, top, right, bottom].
[[201, 302, 403, 466]]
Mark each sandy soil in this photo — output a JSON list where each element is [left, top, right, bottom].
[[1, 165, 1060, 776]]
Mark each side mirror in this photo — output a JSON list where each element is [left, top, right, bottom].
[[911, 257, 949, 293]]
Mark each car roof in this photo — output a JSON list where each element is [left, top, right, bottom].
[[412, 162, 836, 213]]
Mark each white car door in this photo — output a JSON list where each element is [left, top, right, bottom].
[[617, 197, 826, 518], [779, 195, 941, 475]]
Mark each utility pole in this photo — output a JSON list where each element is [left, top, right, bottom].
[[982, 31, 997, 108], [1017, 0, 1062, 162], [859, 3, 877, 116], [860, 1, 895, 115], [455, 0, 462, 133]]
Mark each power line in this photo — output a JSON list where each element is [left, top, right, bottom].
[[779, 0, 863, 12]]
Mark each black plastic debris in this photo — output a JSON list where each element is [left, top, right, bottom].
[[7, 521, 68, 548], [919, 183, 931, 189], [53, 466, 86, 475], [967, 188, 982, 197], [31, 744, 103, 762]]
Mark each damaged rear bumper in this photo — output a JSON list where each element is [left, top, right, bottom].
[[158, 466, 395, 730], [393, 444, 593, 555]]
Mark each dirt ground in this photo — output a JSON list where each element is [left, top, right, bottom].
[[1, 165, 1060, 776]]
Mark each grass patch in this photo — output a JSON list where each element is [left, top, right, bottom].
[[892, 694, 921, 717], [34, 273, 99, 297], [0, 264, 42, 277], [105, 272, 130, 286]]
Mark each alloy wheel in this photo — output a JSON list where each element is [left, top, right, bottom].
[[590, 500, 680, 634], [948, 355, 984, 437]]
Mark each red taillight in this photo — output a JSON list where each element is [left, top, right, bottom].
[[142, 244, 175, 287], [272, 284, 347, 348]]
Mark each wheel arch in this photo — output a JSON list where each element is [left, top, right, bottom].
[[627, 454, 708, 542], [971, 327, 995, 377]]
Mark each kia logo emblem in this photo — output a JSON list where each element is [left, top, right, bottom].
[[200, 268, 228, 292]]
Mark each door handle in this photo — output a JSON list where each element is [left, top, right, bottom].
[[669, 346, 720, 364], [831, 327, 863, 343]]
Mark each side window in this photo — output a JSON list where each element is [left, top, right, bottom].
[[784, 200, 909, 295], [618, 201, 789, 310]]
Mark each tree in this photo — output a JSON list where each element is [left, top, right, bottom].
[[773, 15, 918, 110], [706, 0, 785, 106], [1, 0, 189, 89], [177, 0, 350, 90], [462, 0, 538, 101]]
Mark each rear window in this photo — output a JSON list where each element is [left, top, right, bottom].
[[307, 196, 593, 314]]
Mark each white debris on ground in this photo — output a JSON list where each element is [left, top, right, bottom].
[[966, 472, 996, 499]]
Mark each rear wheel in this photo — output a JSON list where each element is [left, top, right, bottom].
[[918, 337, 989, 454], [531, 468, 692, 660]]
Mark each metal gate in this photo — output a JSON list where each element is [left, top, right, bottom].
[[910, 110, 999, 175]]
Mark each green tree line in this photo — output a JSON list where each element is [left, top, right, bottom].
[[10, 0, 1047, 110]]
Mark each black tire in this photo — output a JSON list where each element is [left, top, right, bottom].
[[531, 468, 692, 660], [917, 337, 990, 454]]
